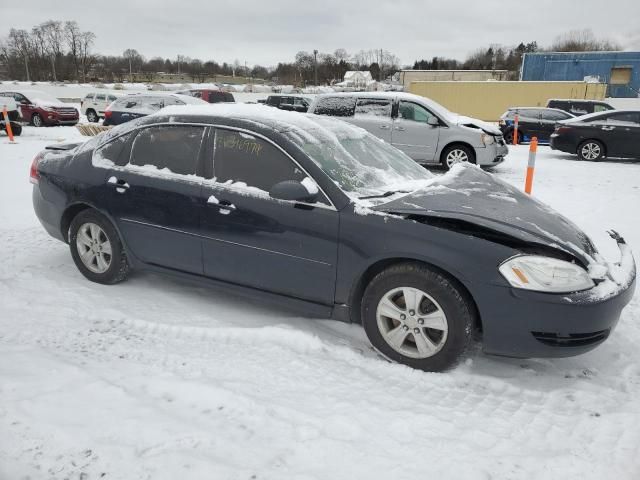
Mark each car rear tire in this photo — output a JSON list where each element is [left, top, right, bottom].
[[441, 144, 475, 170], [578, 140, 604, 161], [361, 263, 474, 372], [10, 123, 22, 136], [32, 113, 43, 127], [86, 109, 99, 123], [69, 209, 130, 285]]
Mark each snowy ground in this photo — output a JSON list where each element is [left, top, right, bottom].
[[1, 123, 639, 480]]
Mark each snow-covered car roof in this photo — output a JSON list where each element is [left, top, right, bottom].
[[561, 109, 640, 123]]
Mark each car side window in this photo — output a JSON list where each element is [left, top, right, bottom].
[[213, 129, 329, 205], [93, 132, 134, 167], [313, 97, 356, 117], [129, 126, 206, 175], [355, 98, 392, 118], [107, 95, 117, 102], [606, 113, 640, 126], [398, 101, 433, 123], [96, 94, 106, 101], [542, 110, 570, 121], [85, 94, 94, 101]]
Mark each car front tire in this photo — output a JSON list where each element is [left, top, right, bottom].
[[69, 209, 130, 285], [441, 144, 475, 170], [32, 113, 43, 127], [361, 263, 474, 372], [578, 140, 604, 161]]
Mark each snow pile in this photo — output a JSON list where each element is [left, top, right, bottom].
[[0, 128, 639, 479]]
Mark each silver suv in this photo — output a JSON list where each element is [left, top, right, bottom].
[[308, 92, 508, 169]]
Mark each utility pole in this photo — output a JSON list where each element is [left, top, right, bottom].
[[313, 49, 318, 86]]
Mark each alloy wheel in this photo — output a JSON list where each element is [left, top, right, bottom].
[[446, 149, 469, 168], [33, 114, 43, 127], [581, 142, 601, 160], [376, 287, 449, 359], [76, 222, 112, 274]]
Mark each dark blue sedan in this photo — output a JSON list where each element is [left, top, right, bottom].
[[30, 104, 636, 371]]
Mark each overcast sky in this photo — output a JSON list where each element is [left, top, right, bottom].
[[2, 0, 639, 67]]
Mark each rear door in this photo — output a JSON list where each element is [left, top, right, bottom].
[[97, 124, 206, 273], [349, 97, 393, 142], [391, 100, 440, 161], [94, 93, 107, 114], [199, 128, 339, 304]]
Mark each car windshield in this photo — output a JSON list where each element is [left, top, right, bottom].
[[283, 117, 433, 199], [23, 90, 61, 104]]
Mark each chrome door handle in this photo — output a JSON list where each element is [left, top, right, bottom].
[[394, 126, 405, 131], [218, 201, 236, 215], [379, 125, 390, 130], [107, 176, 129, 193], [601, 126, 615, 131]]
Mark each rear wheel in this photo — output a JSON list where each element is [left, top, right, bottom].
[[69, 209, 130, 284], [504, 129, 524, 145], [10, 123, 22, 136], [578, 140, 604, 161], [441, 144, 475, 170], [362, 263, 474, 372], [32, 113, 43, 127], [86, 109, 99, 123]]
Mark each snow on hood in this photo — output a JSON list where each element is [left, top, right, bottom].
[[376, 164, 601, 265]]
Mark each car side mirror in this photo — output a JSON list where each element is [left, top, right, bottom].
[[427, 116, 439, 126], [269, 179, 318, 203]]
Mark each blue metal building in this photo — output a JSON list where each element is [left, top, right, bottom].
[[521, 51, 640, 98]]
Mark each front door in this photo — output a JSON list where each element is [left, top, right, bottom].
[[200, 128, 339, 304], [349, 97, 393, 142], [392, 100, 440, 161], [99, 124, 206, 273]]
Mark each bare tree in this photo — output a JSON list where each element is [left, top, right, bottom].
[[8, 29, 31, 81], [551, 29, 621, 52], [78, 31, 95, 82], [123, 48, 143, 80], [39, 20, 64, 81], [64, 21, 82, 80]]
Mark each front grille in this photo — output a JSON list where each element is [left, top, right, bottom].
[[55, 108, 78, 115], [532, 329, 610, 347]]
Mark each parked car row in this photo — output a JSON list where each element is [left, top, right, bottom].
[[29, 104, 636, 372]]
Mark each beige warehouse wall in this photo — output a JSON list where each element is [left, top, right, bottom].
[[408, 81, 607, 121]]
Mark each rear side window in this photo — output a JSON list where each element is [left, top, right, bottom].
[[541, 110, 571, 121], [96, 94, 106, 101], [130, 126, 205, 175], [93, 132, 134, 167], [84, 94, 94, 101], [313, 97, 356, 117], [213, 129, 306, 192], [355, 98, 392, 118], [606, 112, 640, 125], [107, 95, 117, 102]]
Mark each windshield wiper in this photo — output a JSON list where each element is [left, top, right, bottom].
[[358, 190, 409, 200]]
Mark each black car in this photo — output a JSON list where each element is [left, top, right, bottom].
[[499, 107, 574, 144], [30, 105, 636, 372], [264, 95, 312, 112], [546, 99, 614, 117], [550, 110, 640, 161], [103, 93, 206, 126]]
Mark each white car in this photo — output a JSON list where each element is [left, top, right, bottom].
[[82, 92, 120, 122]]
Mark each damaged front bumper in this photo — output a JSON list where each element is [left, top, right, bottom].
[[477, 232, 636, 358]]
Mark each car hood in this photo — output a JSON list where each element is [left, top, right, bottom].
[[451, 114, 502, 136], [374, 164, 598, 266]]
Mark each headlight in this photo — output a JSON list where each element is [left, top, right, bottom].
[[41, 106, 54, 112], [481, 132, 495, 145], [499, 255, 595, 293]]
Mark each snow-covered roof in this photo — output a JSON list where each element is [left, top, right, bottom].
[[344, 71, 373, 82]]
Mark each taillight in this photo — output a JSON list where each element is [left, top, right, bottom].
[[555, 126, 571, 134], [30, 152, 44, 184], [104, 109, 112, 119]]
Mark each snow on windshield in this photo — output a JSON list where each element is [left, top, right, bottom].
[[283, 116, 434, 199]]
